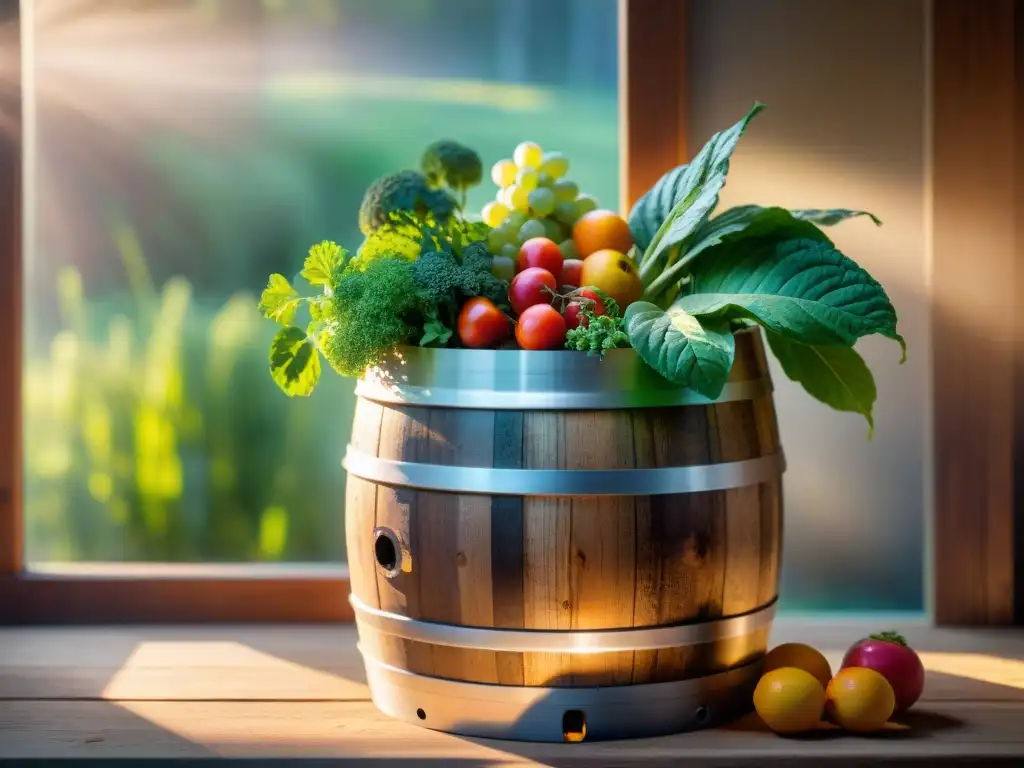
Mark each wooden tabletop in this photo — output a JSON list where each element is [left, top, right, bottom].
[[1, 620, 1022, 765]]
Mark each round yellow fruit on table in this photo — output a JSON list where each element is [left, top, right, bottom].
[[826, 667, 896, 733], [579, 249, 643, 309], [762, 643, 833, 690], [753, 667, 826, 735]]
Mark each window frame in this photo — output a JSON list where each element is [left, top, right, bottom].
[[1, 0, 1019, 625]]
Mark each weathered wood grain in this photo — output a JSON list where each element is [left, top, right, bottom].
[[1, 699, 1022, 762], [347, 330, 782, 688]]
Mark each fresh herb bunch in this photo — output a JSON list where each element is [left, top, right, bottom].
[[564, 287, 629, 356], [622, 102, 905, 435]]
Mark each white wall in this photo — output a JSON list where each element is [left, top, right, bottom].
[[689, 0, 929, 611]]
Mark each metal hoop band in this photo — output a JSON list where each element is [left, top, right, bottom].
[[355, 377, 771, 410], [350, 594, 776, 652], [343, 447, 785, 497], [358, 651, 763, 741]]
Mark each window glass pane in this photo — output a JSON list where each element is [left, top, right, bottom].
[[23, 0, 620, 563]]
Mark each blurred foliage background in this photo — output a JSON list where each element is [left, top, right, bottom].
[[23, 0, 619, 562]]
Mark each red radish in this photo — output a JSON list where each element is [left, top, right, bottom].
[[563, 288, 606, 330], [840, 631, 925, 715]]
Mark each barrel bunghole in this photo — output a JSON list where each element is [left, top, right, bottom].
[[342, 328, 785, 742]]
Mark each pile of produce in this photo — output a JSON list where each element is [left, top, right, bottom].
[[260, 103, 904, 432], [753, 631, 926, 735]]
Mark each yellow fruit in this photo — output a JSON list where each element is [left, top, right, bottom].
[[491, 159, 518, 188], [513, 141, 543, 169], [826, 667, 896, 733], [572, 209, 634, 258], [762, 643, 833, 690], [753, 667, 826, 735], [579, 249, 643, 310]]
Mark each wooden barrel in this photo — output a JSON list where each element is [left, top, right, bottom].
[[343, 328, 784, 742]]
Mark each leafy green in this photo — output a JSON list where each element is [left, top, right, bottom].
[[628, 165, 691, 253], [631, 102, 764, 285], [765, 330, 877, 437], [419, 312, 453, 347], [646, 207, 834, 300], [677, 237, 905, 356], [790, 208, 882, 227], [624, 301, 735, 399], [301, 240, 349, 287], [258, 274, 301, 326], [269, 325, 321, 397]]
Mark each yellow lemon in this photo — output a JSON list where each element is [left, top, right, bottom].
[[762, 642, 833, 690], [753, 667, 826, 735], [826, 667, 896, 733]]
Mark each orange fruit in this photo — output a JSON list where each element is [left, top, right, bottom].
[[579, 249, 643, 310], [825, 667, 896, 733], [572, 209, 633, 258], [753, 667, 826, 735], [762, 643, 833, 690]]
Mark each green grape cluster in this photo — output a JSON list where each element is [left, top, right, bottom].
[[480, 141, 600, 263]]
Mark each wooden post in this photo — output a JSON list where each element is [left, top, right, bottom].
[[618, 0, 689, 215], [931, 0, 1019, 625], [0, 0, 22, 577]]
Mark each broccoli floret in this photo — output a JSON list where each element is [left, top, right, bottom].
[[411, 250, 469, 310], [358, 170, 457, 235], [325, 256, 425, 377], [459, 241, 509, 308], [411, 244, 510, 335], [420, 140, 483, 206]]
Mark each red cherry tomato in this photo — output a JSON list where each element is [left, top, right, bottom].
[[563, 288, 606, 330], [457, 297, 510, 349], [509, 267, 557, 316], [558, 258, 584, 289], [519, 237, 564, 276], [515, 304, 567, 350]]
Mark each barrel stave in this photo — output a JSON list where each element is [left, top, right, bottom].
[[345, 330, 783, 694]]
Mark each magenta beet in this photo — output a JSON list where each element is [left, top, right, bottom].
[[840, 631, 925, 714]]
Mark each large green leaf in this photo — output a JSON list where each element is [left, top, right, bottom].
[[624, 301, 735, 399], [676, 206, 833, 271], [269, 325, 322, 397], [627, 165, 691, 253], [630, 103, 764, 276], [765, 329, 877, 436], [686, 206, 880, 263], [677, 237, 905, 355], [791, 208, 882, 227]]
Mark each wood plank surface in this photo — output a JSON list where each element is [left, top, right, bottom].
[[0, 623, 1022, 764], [0, 701, 1022, 763]]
